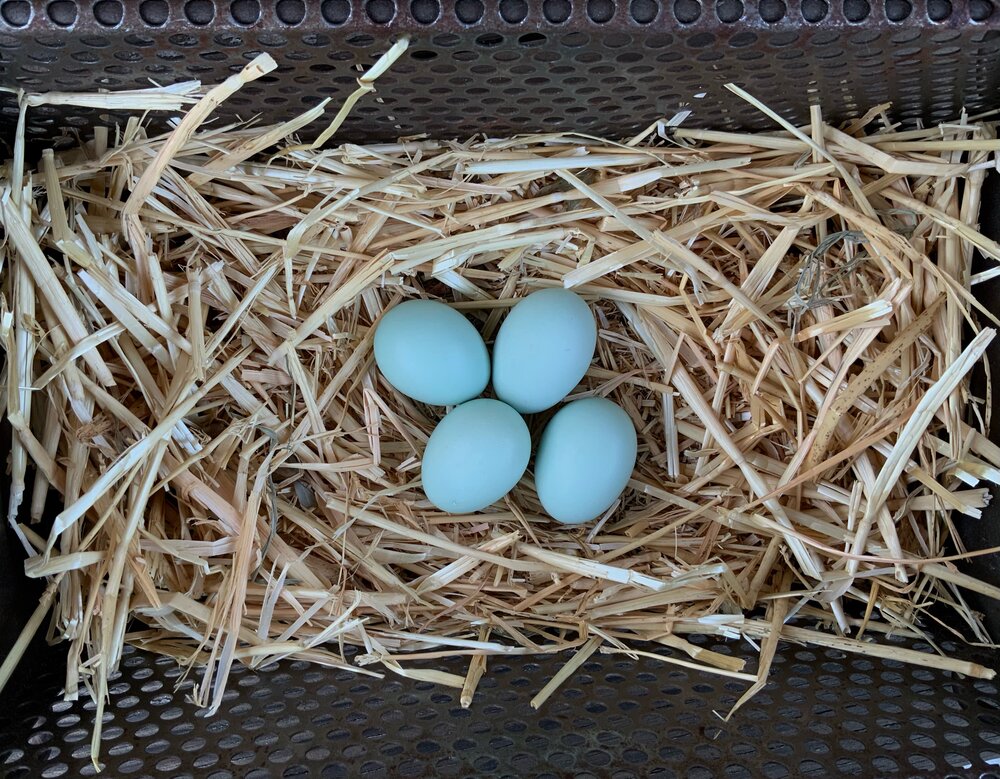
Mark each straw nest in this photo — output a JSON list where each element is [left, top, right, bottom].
[[4, 43, 1000, 761]]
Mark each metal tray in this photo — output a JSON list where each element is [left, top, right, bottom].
[[3, 2, 1000, 776]]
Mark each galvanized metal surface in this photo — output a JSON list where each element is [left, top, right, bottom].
[[1, 1, 1000, 143], [1, 635, 1000, 778]]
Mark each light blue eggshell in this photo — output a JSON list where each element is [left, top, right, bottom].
[[422, 399, 531, 514], [374, 299, 489, 406], [534, 397, 637, 524], [492, 288, 597, 414]]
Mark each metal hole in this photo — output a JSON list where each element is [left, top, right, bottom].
[[185, 0, 215, 24], [716, 0, 743, 21], [544, 0, 572, 22], [410, 0, 439, 23], [518, 31, 546, 45], [366, 0, 395, 23], [46, 0, 76, 26], [762, 761, 792, 778], [759, 0, 785, 21], [230, 0, 260, 24], [1, 0, 31, 26], [587, 0, 615, 21], [844, 0, 869, 21], [321, 0, 351, 24], [456, 0, 484, 23], [676, 0, 701, 21], [928, 0, 952, 20], [972, 0, 994, 20], [630, 0, 658, 23], [168, 32, 198, 46], [213, 31, 242, 46], [801, 0, 828, 21], [276, 0, 305, 24], [476, 32, 503, 45], [499, 0, 528, 22], [93, 0, 123, 26]]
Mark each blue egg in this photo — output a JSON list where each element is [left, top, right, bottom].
[[422, 399, 531, 514], [534, 397, 637, 524], [492, 288, 597, 414], [374, 299, 489, 406]]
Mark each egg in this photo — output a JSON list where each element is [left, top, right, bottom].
[[421, 398, 531, 513], [534, 397, 637, 524], [374, 299, 489, 406], [491, 288, 597, 414]]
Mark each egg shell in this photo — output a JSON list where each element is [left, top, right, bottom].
[[491, 288, 597, 414], [422, 398, 531, 514], [374, 299, 489, 406], [534, 397, 637, 524]]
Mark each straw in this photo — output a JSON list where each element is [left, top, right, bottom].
[[2, 59, 999, 763]]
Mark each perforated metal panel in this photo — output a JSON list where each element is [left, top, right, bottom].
[[1, 0, 1000, 144], [4, 2, 1000, 777], [2, 635, 1000, 778]]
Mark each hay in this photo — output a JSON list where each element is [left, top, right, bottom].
[[3, 44, 1000, 764]]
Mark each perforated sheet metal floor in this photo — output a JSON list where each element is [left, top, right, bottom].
[[1, 634, 999, 779]]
